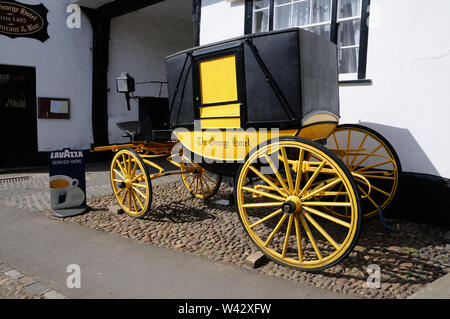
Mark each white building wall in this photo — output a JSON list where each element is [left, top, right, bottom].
[[107, 0, 194, 144], [0, 0, 94, 151], [339, 0, 450, 178], [200, 0, 245, 45], [199, 0, 450, 179]]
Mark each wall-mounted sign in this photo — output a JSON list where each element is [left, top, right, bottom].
[[38, 97, 71, 119], [0, 0, 49, 42]]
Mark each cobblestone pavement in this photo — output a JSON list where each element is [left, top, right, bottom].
[[0, 262, 65, 299]]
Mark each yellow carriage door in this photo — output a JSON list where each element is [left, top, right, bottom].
[[199, 55, 241, 129]]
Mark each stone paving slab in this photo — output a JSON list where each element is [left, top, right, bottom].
[[0, 262, 65, 299]]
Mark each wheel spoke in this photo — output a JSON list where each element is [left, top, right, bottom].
[[132, 183, 147, 189], [249, 209, 283, 229], [300, 178, 341, 202], [127, 155, 132, 176], [188, 173, 196, 190], [303, 201, 352, 207], [294, 214, 303, 262], [294, 149, 305, 195], [201, 175, 213, 195], [357, 185, 378, 208], [131, 173, 144, 183], [203, 172, 218, 185], [249, 165, 288, 197], [359, 175, 395, 181], [303, 212, 340, 250], [130, 190, 138, 212], [115, 162, 127, 179], [114, 188, 125, 197], [369, 184, 391, 197], [134, 190, 144, 209], [130, 161, 138, 179], [132, 186, 147, 200], [300, 213, 322, 260], [199, 175, 205, 196], [351, 144, 383, 170], [349, 133, 368, 168], [280, 147, 294, 193], [263, 154, 290, 195], [302, 206, 351, 228], [332, 133, 342, 160], [128, 190, 132, 211], [120, 189, 129, 205], [356, 160, 393, 172], [264, 213, 288, 247], [242, 186, 286, 202], [282, 214, 294, 257], [298, 161, 326, 197], [242, 202, 284, 208]]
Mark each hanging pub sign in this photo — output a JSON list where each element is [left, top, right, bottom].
[[0, 0, 49, 42]]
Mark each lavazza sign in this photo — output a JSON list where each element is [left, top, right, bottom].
[[0, 0, 49, 42]]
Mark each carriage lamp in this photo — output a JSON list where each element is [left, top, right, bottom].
[[116, 73, 135, 111]]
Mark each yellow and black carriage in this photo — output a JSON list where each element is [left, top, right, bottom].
[[93, 28, 401, 272]]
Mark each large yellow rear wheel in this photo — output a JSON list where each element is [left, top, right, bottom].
[[235, 137, 361, 272], [326, 124, 401, 219], [110, 148, 152, 218]]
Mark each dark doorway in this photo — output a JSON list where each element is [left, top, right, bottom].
[[0, 64, 42, 167]]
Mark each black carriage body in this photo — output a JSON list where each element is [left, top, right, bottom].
[[166, 28, 340, 130]]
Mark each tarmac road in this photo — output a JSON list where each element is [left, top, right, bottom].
[[0, 205, 355, 299]]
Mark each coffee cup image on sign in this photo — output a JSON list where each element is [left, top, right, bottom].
[[50, 175, 85, 208]]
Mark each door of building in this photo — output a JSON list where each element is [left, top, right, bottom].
[[0, 64, 40, 167]]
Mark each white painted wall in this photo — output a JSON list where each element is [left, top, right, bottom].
[[200, 0, 245, 45], [107, 0, 194, 144], [0, 0, 94, 151], [339, 0, 450, 178], [198, 0, 450, 178]]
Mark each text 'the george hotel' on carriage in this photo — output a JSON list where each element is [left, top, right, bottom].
[[0, 0, 449, 227]]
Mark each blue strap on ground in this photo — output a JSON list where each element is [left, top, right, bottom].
[[377, 206, 400, 233]]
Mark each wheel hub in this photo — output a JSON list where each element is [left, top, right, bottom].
[[282, 196, 302, 214], [120, 178, 132, 189]]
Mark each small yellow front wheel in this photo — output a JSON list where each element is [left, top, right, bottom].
[[235, 137, 361, 272], [180, 154, 222, 200], [110, 148, 152, 218]]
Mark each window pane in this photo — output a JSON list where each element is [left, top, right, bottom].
[[274, 5, 292, 30], [338, 0, 361, 19], [275, 0, 291, 5], [0, 74, 27, 108], [292, 1, 310, 26], [339, 20, 361, 47], [306, 24, 331, 40], [253, 9, 269, 33], [339, 47, 359, 74], [312, 0, 331, 23], [254, 0, 270, 10]]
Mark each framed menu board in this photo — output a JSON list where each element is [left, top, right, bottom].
[[38, 97, 70, 119]]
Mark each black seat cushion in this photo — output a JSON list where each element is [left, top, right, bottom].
[[116, 121, 139, 137]]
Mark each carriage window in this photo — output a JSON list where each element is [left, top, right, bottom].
[[0, 73, 27, 108], [251, 0, 366, 77]]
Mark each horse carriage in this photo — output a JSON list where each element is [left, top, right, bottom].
[[92, 28, 401, 272]]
